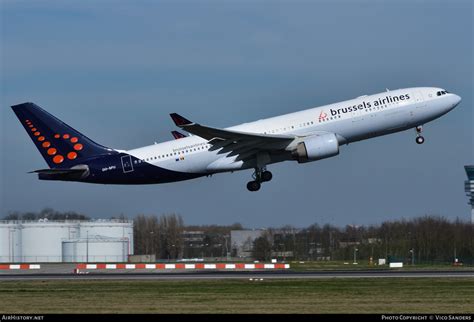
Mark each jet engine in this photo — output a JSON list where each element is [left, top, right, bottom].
[[291, 133, 339, 163]]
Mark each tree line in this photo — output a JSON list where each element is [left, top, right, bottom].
[[131, 214, 473, 264], [252, 216, 473, 264], [3, 210, 472, 264], [3, 208, 91, 221]]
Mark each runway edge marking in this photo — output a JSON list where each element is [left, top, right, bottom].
[[75, 263, 290, 271]]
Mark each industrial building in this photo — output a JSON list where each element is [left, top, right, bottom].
[[0, 219, 133, 263], [230, 229, 265, 258], [465, 165, 474, 223]]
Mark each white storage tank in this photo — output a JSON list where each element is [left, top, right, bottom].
[[0, 222, 22, 263], [62, 237, 128, 262], [79, 221, 133, 255], [21, 221, 78, 262], [0, 220, 133, 263]]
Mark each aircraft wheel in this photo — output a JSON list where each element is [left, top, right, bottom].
[[261, 171, 273, 182], [416, 136, 425, 144], [247, 181, 261, 192]]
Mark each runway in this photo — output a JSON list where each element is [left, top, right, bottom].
[[1, 270, 473, 281]]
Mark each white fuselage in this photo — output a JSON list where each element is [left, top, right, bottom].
[[126, 87, 460, 175]]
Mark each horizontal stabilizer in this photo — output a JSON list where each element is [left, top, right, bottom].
[[30, 166, 89, 181]]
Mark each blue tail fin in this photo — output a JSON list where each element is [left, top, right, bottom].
[[11, 102, 116, 168]]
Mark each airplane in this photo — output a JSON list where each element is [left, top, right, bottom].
[[11, 87, 461, 191]]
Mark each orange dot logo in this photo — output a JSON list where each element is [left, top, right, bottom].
[[63, 134, 70, 139], [34, 132, 40, 136], [67, 152, 77, 160], [73, 143, 83, 151], [42, 141, 51, 148], [38, 136, 45, 141], [31, 128, 37, 132], [54, 134, 60, 139], [29, 125, 34, 128], [70, 137, 78, 143], [47, 148, 57, 155], [53, 155, 64, 164]]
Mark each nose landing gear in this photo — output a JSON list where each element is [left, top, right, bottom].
[[247, 167, 273, 192], [415, 126, 425, 144]]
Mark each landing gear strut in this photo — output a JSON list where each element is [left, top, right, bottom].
[[415, 125, 425, 144], [247, 167, 273, 192]]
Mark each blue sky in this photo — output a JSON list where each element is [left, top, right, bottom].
[[1, 0, 472, 227]]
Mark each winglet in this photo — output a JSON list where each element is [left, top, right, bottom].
[[170, 113, 192, 126], [171, 130, 187, 139]]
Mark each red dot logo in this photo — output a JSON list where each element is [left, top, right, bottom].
[[34, 132, 40, 136], [42, 141, 51, 148], [47, 148, 57, 155], [63, 134, 70, 139], [54, 134, 60, 139], [53, 155, 64, 164], [38, 136, 45, 141], [67, 152, 77, 160], [70, 137, 78, 143], [73, 144, 83, 151], [31, 128, 37, 132]]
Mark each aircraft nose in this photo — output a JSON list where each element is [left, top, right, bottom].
[[453, 94, 462, 106]]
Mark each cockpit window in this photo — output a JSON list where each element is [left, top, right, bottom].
[[437, 90, 448, 96]]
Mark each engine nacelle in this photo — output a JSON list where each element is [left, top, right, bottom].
[[291, 133, 339, 163]]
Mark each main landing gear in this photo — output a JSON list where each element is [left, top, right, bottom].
[[247, 167, 272, 192], [415, 125, 425, 144]]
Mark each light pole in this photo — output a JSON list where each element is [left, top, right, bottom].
[[201, 243, 209, 260], [223, 235, 230, 260], [86, 230, 89, 263], [278, 243, 285, 261], [353, 248, 358, 264], [309, 242, 316, 261], [409, 249, 415, 266], [149, 231, 154, 256]]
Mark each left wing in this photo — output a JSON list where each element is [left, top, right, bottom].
[[169, 113, 295, 161], [171, 130, 187, 139]]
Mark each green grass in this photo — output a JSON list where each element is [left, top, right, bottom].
[[0, 278, 473, 313], [289, 260, 473, 271]]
